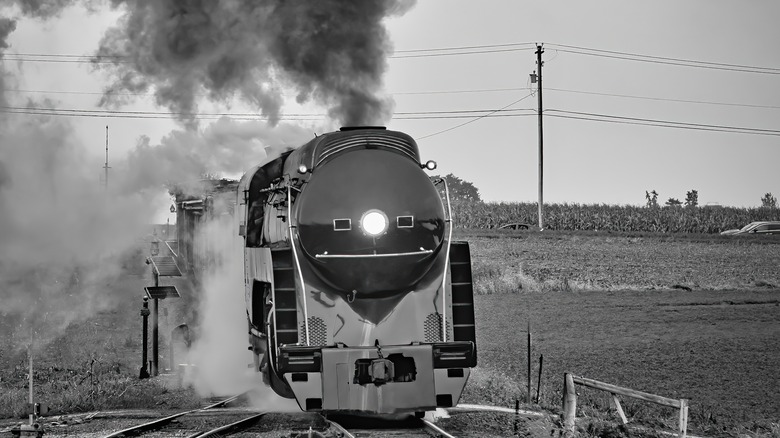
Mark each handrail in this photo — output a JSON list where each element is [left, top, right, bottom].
[[163, 240, 178, 258], [315, 249, 433, 259], [439, 178, 454, 343], [287, 184, 310, 346]]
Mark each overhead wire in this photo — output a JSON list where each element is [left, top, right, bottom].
[[544, 109, 780, 137], [415, 92, 537, 140], [546, 44, 780, 75], [2, 41, 779, 138], [0, 104, 534, 121], [547, 43, 780, 73], [7, 85, 779, 112], [545, 87, 780, 110]]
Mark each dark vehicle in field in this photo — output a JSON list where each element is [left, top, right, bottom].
[[175, 127, 476, 415], [720, 221, 780, 235]]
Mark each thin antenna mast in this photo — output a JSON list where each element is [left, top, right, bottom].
[[104, 125, 110, 191]]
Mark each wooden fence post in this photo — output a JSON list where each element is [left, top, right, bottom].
[[562, 372, 577, 434], [679, 399, 688, 437], [564, 373, 691, 437]]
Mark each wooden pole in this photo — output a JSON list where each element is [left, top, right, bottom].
[[679, 399, 689, 437], [562, 373, 577, 434], [535, 44, 544, 230], [536, 354, 543, 403], [527, 321, 532, 404]]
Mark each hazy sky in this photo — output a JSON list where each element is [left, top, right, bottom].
[[3, 0, 779, 207]]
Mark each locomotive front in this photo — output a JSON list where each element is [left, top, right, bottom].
[[238, 127, 476, 415], [295, 138, 445, 298]]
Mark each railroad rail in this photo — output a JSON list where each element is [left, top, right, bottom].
[[185, 411, 268, 437], [322, 414, 456, 437], [102, 392, 249, 438]]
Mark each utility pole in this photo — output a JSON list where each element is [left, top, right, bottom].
[[104, 125, 110, 191], [535, 44, 544, 230]]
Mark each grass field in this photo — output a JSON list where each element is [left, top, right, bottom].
[[1, 230, 778, 437], [457, 230, 780, 437], [466, 290, 779, 436]]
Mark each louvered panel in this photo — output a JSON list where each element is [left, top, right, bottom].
[[315, 134, 418, 166], [150, 256, 182, 277]]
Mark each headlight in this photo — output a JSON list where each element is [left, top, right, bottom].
[[360, 209, 388, 236]]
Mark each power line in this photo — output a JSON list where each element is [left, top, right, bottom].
[[545, 109, 780, 136], [3, 102, 778, 137], [394, 42, 536, 53], [546, 87, 780, 110], [392, 87, 525, 95], [5, 41, 780, 75], [548, 43, 780, 73], [390, 47, 534, 59], [1, 55, 129, 64], [548, 45, 780, 75], [7, 86, 779, 112], [415, 92, 538, 140], [0, 104, 534, 120]]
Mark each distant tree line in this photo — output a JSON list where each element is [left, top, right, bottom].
[[438, 174, 778, 233]]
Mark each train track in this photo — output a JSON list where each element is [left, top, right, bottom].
[[101, 392, 459, 437], [103, 392, 263, 437], [322, 414, 456, 438]]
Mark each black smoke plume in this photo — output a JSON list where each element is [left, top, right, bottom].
[[95, 0, 415, 126]]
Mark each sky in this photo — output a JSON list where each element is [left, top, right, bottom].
[[3, 0, 780, 208]]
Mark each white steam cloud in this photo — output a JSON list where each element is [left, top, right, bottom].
[[181, 206, 298, 410], [0, 109, 158, 347]]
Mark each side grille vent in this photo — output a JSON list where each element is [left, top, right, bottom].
[[424, 313, 450, 343], [302, 316, 327, 346]]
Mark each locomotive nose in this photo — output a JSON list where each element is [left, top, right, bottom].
[[295, 148, 446, 295]]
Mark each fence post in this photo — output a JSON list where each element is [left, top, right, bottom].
[[562, 372, 577, 434], [679, 399, 688, 437]]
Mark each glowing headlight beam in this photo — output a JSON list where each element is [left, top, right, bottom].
[[361, 210, 388, 236]]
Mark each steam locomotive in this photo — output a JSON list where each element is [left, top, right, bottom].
[[178, 127, 476, 415]]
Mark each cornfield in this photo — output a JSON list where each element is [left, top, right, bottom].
[[449, 201, 780, 233]]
